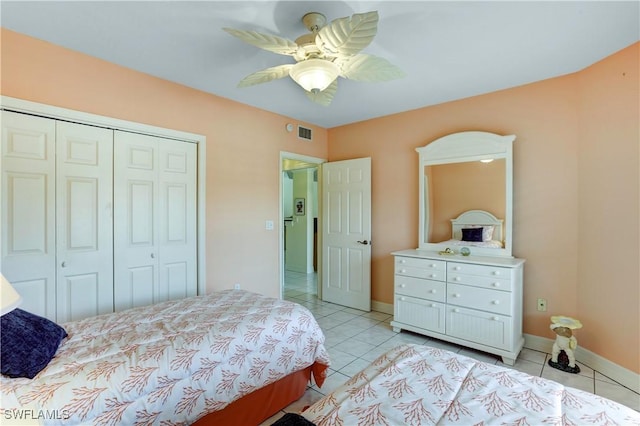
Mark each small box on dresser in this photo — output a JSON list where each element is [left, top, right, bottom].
[[391, 249, 525, 365]]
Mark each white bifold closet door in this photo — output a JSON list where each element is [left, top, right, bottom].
[[113, 131, 197, 311], [1, 111, 114, 322]]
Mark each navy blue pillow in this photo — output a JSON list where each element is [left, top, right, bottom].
[[461, 227, 484, 242], [1, 308, 68, 379]]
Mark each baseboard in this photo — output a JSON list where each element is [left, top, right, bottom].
[[524, 333, 639, 393], [371, 300, 393, 315]]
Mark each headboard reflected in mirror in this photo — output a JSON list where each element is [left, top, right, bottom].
[[417, 131, 515, 257]]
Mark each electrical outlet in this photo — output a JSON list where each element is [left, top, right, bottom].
[[537, 298, 547, 312], [234, 283, 240, 290]]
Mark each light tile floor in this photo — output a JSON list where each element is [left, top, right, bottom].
[[263, 271, 640, 424]]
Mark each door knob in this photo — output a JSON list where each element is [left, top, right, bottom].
[[357, 240, 370, 245], [61, 261, 66, 268]]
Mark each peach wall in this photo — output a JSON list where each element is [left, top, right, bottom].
[[576, 44, 639, 374], [0, 28, 328, 299], [328, 43, 639, 373]]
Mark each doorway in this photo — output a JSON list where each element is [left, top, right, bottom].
[[280, 152, 325, 300]]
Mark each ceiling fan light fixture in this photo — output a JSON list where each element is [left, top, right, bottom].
[[289, 59, 339, 93]]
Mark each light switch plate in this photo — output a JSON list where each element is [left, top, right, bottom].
[[265, 220, 274, 230]]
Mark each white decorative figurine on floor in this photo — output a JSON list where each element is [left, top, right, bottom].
[[548, 315, 583, 374]]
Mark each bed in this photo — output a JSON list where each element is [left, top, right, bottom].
[[0, 289, 330, 425], [439, 210, 504, 249], [301, 344, 640, 425]]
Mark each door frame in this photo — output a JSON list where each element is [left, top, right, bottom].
[[0, 96, 208, 296], [279, 151, 326, 299]]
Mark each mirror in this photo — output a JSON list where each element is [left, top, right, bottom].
[[417, 131, 515, 257]]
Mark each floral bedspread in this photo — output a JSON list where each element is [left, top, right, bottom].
[[1, 290, 330, 425], [303, 344, 639, 426]]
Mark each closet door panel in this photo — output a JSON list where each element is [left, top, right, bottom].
[[1, 111, 56, 319], [114, 132, 159, 311], [56, 121, 113, 322], [158, 141, 196, 302]]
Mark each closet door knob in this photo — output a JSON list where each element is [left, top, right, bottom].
[[61, 261, 66, 268]]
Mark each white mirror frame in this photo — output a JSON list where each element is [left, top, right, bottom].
[[417, 131, 516, 257]]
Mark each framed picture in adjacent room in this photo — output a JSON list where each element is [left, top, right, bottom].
[[294, 198, 305, 215]]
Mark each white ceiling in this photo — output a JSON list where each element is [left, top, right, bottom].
[[2, 1, 638, 128]]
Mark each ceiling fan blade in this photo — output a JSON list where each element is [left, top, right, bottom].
[[237, 64, 295, 88], [306, 79, 337, 106], [223, 28, 298, 56], [317, 11, 378, 57], [337, 54, 405, 82]]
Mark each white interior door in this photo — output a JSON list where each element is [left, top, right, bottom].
[[322, 157, 371, 311], [1, 111, 56, 319], [56, 121, 113, 322]]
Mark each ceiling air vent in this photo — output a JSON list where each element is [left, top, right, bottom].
[[298, 126, 312, 141]]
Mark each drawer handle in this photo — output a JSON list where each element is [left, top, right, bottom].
[[492, 316, 500, 321], [493, 271, 501, 276], [492, 300, 500, 305], [454, 277, 461, 281], [454, 308, 460, 313], [452, 293, 460, 298], [399, 259, 406, 264], [430, 273, 437, 278], [400, 269, 407, 274], [400, 297, 406, 301], [454, 266, 461, 271], [400, 284, 406, 288], [430, 303, 437, 308], [430, 289, 436, 294], [493, 282, 500, 287], [429, 263, 437, 268]]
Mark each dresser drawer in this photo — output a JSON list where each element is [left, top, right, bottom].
[[395, 275, 445, 302], [447, 283, 512, 315], [395, 257, 446, 281], [446, 305, 513, 350], [395, 295, 445, 334], [448, 273, 512, 292], [448, 262, 510, 280]]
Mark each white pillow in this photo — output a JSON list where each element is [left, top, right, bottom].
[[482, 225, 494, 242]]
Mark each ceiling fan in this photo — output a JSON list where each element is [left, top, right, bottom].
[[224, 11, 404, 106]]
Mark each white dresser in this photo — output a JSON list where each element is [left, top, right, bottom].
[[390, 249, 525, 365]]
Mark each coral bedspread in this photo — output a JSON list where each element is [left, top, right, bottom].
[[0, 290, 330, 425], [302, 344, 639, 425]]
